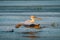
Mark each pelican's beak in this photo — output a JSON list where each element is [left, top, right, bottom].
[[36, 18, 42, 20]]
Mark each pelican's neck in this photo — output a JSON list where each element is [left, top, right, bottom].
[[31, 18, 35, 21], [30, 18, 35, 23]]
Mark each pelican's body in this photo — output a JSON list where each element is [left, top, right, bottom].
[[24, 24, 40, 29]]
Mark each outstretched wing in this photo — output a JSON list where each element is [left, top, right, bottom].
[[15, 23, 23, 28]]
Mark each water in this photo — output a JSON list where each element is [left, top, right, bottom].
[[0, 12, 60, 40]]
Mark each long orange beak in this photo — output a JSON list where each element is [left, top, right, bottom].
[[36, 18, 42, 20]]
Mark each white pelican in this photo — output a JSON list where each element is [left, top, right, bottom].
[[15, 16, 42, 29]]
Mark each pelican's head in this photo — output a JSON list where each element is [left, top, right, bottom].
[[30, 16, 42, 20], [30, 16, 36, 18]]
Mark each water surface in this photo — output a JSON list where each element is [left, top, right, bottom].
[[0, 12, 60, 40]]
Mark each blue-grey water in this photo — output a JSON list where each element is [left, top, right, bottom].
[[0, 12, 60, 40]]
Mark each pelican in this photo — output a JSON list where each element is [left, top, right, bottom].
[[15, 16, 42, 29]]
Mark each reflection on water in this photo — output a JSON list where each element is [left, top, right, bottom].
[[20, 32, 37, 34], [22, 36, 40, 38], [22, 32, 40, 39], [17, 31, 41, 40]]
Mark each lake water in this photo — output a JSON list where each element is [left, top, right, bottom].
[[0, 12, 60, 40]]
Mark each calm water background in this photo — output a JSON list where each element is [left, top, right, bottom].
[[0, 12, 60, 40]]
